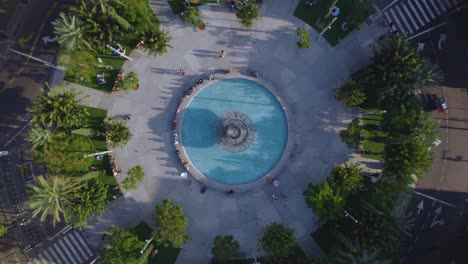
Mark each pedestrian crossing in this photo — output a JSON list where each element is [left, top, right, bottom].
[[383, 0, 463, 36], [34, 231, 96, 264]]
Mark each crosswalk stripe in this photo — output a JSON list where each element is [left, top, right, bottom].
[[429, 0, 442, 15], [438, 0, 448, 12], [57, 239, 78, 264], [63, 236, 85, 263], [43, 249, 55, 264], [46, 247, 62, 263], [36, 254, 48, 264], [53, 243, 69, 264], [443, 0, 453, 8], [389, 8, 406, 34], [72, 231, 93, 257], [421, 0, 436, 18], [67, 232, 90, 260], [395, 5, 414, 33], [402, 3, 419, 30], [413, 0, 430, 22], [408, 0, 424, 26]]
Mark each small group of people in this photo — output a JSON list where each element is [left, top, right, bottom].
[[194, 79, 204, 87], [117, 69, 125, 81], [109, 156, 121, 176]]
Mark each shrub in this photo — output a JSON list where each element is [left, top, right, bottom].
[[122, 165, 145, 190], [296, 28, 311, 49]]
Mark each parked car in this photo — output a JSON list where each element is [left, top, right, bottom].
[[432, 94, 447, 111]]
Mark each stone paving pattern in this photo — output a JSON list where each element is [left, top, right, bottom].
[[73, 0, 388, 262]]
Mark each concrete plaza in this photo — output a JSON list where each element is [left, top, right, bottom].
[[81, 0, 387, 262]]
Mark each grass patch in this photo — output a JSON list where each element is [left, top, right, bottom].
[[63, 34, 137, 93], [131, 221, 181, 264], [82, 106, 122, 199], [293, 0, 375, 46], [360, 108, 387, 161]]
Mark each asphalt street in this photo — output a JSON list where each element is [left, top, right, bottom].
[[0, 0, 68, 262], [403, 8, 468, 264], [0, 0, 62, 147]]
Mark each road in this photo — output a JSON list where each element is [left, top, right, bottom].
[[403, 8, 468, 264], [0, 0, 67, 262]]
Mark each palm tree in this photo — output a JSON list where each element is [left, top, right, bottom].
[[27, 175, 84, 225], [70, 0, 131, 49], [51, 12, 91, 51], [27, 123, 54, 149], [137, 27, 173, 56], [335, 247, 391, 264], [334, 230, 391, 264], [413, 59, 444, 89]]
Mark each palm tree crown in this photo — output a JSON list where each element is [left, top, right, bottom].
[[52, 12, 90, 51], [28, 175, 84, 225]]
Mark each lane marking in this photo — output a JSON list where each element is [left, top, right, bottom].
[[0, 2, 57, 97], [413, 190, 456, 208], [17, 33, 33, 47]]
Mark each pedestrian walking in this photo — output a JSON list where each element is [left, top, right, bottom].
[[219, 50, 225, 58], [179, 68, 186, 76]]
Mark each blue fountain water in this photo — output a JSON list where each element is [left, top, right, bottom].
[[181, 78, 287, 185]]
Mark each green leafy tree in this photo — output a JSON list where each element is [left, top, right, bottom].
[[116, 0, 159, 31], [334, 81, 366, 108], [27, 123, 55, 149], [296, 28, 310, 49], [122, 165, 144, 190], [99, 227, 145, 264], [365, 37, 442, 98], [27, 175, 85, 225], [33, 134, 94, 174], [138, 27, 173, 56], [304, 182, 344, 221], [260, 223, 296, 262], [327, 163, 363, 196], [117, 71, 139, 92], [153, 199, 190, 248], [211, 235, 241, 260], [69, 178, 109, 228], [183, 6, 202, 26], [384, 141, 434, 183], [339, 118, 362, 149], [104, 118, 132, 148], [28, 87, 89, 129], [51, 12, 91, 51], [0, 224, 7, 237], [236, 2, 261, 29], [63, 50, 96, 83], [381, 91, 423, 136]]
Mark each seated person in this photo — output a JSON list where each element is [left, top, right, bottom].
[[251, 70, 259, 78], [97, 73, 106, 84]]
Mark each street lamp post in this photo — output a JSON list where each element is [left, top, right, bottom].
[[318, 17, 338, 40], [140, 238, 154, 254]]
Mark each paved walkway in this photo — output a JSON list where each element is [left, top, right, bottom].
[[77, 0, 388, 262]]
